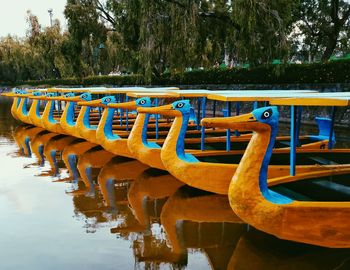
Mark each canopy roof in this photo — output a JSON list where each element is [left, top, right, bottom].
[[207, 90, 318, 102], [270, 92, 350, 106]]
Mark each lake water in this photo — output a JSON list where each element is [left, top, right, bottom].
[[0, 96, 349, 270]]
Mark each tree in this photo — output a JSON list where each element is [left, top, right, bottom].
[[293, 0, 350, 61]]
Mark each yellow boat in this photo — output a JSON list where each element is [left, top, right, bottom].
[[205, 95, 350, 247], [132, 90, 329, 171], [77, 88, 178, 150], [137, 93, 350, 194]]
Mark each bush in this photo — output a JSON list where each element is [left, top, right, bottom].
[[9, 59, 350, 87], [82, 74, 145, 86]]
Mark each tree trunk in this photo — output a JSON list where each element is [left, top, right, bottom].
[[321, 32, 339, 61]]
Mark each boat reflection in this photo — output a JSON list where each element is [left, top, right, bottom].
[[228, 229, 350, 270]]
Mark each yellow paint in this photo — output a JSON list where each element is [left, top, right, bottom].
[[270, 97, 350, 106]]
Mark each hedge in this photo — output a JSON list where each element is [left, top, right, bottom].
[[7, 59, 350, 87]]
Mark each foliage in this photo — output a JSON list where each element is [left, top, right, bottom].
[[12, 59, 350, 87], [0, 1, 350, 83]]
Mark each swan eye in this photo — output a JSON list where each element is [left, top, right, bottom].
[[261, 109, 272, 119], [105, 98, 111, 103], [82, 94, 87, 99], [175, 102, 184, 109], [139, 99, 146, 105]]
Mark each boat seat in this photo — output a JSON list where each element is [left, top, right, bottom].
[[311, 180, 350, 197], [270, 186, 313, 201], [308, 156, 339, 165]]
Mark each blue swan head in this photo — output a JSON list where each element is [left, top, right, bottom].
[[101, 96, 116, 105], [63, 92, 75, 98], [32, 91, 42, 97], [80, 92, 92, 101], [135, 97, 152, 107], [252, 106, 279, 127], [46, 92, 57, 98]]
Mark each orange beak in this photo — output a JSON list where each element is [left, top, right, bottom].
[[201, 113, 256, 129], [78, 99, 104, 107], [137, 103, 180, 116], [108, 101, 137, 110]]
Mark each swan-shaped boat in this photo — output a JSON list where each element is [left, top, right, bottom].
[[94, 97, 155, 157], [55, 92, 94, 138], [1, 89, 25, 120], [206, 106, 350, 247], [139, 100, 350, 194], [76, 96, 123, 144], [2, 90, 32, 121]]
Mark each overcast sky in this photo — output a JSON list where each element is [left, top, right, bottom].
[[0, 0, 67, 37]]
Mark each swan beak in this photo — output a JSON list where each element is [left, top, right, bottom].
[[108, 101, 137, 110], [138, 104, 176, 116], [55, 96, 81, 102], [201, 113, 256, 129], [1, 92, 17, 97], [78, 99, 102, 107], [31, 96, 48, 100]]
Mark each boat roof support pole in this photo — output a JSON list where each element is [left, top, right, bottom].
[[235, 102, 241, 137], [155, 98, 159, 140], [197, 97, 201, 130], [290, 105, 297, 176], [226, 101, 231, 152], [126, 95, 129, 132], [119, 94, 124, 127], [296, 106, 303, 146], [253, 101, 258, 110], [201, 97, 207, 151], [212, 100, 217, 117], [328, 106, 336, 149]]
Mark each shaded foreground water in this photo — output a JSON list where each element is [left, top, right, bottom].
[[1, 96, 350, 270]]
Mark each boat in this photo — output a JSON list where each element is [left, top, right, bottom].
[[138, 98, 350, 194], [228, 229, 350, 269], [1, 89, 26, 120], [204, 99, 350, 247], [98, 157, 149, 207]]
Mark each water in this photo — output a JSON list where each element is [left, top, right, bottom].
[[0, 96, 350, 270]]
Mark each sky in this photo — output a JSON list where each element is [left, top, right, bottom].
[[0, 0, 67, 37]]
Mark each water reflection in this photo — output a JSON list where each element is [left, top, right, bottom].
[[2, 95, 350, 269]]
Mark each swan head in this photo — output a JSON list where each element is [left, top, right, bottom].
[[63, 92, 75, 98], [201, 106, 279, 131]]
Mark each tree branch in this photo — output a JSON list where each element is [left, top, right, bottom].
[[96, 0, 116, 25]]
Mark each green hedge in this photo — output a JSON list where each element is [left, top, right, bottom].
[[9, 59, 350, 87]]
